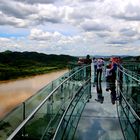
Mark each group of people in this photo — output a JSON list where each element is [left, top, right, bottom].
[[77, 55, 121, 104], [93, 57, 119, 83], [77, 55, 120, 84], [92, 57, 121, 104]]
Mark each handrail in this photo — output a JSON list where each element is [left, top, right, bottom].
[[52, 78, 90, 140], [7, 65, 90, 140], [0, 71, 70, 121], [123, 66, 140, 77], [120, 64, 140, 77], [118, 65, 140, 83], [117, 81, 140, 121]]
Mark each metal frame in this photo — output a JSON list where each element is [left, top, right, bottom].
[[118, 65, 140, 83], [52, 78, 91, 140], [116, 89, 140, 140], [116, 66, 140, 140], [7, 65, 91, 140]]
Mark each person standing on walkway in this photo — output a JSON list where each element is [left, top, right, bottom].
[[84, 55, 92, 64], [97, 58, 104, 82], [105, 64, 112, 91], [92, 57, 97, 83], [93, 57, 97, 73], [110, 58, 117, 82], [84, 55, 92, 78]]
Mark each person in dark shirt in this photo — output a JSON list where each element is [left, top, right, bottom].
[[110, 58, 117, 82], [84, 55, 92, 64]]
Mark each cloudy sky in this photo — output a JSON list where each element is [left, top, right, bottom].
[[0, 0, 140, 56]]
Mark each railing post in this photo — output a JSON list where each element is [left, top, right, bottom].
[[60, 84, 65, 111], [23, 102, 25, 121], [52, 81, 54, 91], [84, 66, 86, 79], [89, 79, 91, 99], [136, 119, 139, 140], [68, 80, 71, 99], [22, 102, 26, 137]]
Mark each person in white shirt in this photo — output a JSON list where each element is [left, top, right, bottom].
[[105, 64, 112, 91], [105, 65, 112, 79], [93, 58, 97, 73], [97, 58, 104, 82]]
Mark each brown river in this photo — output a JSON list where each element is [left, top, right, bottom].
[[0, 69, 68, 119]]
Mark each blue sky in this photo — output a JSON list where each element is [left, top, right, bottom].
[[0, 0, 140, 56]]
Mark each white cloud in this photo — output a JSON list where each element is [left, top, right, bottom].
[[0, 37, 20, 51], [29, 28, 63, 41], [112, 0, 140, 21], [0, 12, 29, 27], [0, 0, 63, 27], [0, 0, 37, 19], [0, 0, 140, 56], [13, 0, 58, 4], [0, 38, 11, 42], [80, 19, 110, 32], [119, 28, 137, 37]]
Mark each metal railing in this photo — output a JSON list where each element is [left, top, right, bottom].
[[7, 65, 91, 140], [52, 79, 91, 140], [1, 61, 140, 140], [122, 61, 140, 76], [0, 71, 70, 140], [116, 65, 140, 140]]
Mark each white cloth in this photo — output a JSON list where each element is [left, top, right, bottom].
[[105, 68, 112, 77], [97, 59, 104, 70]]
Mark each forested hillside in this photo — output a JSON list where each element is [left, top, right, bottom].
[[0, 51, 78, 80]]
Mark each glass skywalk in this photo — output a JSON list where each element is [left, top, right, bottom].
[[75, 82, 124, 140], [0, 62, 139, 140]]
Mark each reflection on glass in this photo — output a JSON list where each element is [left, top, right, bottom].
[[117, 65, 140, 140], [110, 82, 116, 105], [106, 79, 116, 105], [95, 82, 104, 104]]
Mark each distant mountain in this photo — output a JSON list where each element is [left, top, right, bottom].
[[0, 51, 77, 67], [93, 55, 132, 58], [0, 51, 78, 80], [76, 55, 140, 61], [123, 56, 140, 61]]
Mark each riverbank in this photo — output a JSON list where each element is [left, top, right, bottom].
[[0, 51, 77, 81], [0, 67, 67, 83], [0, 66, 67, 81], [0, 69, 68, 118]]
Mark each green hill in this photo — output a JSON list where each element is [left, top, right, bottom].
[[0, 51, 78, 80]]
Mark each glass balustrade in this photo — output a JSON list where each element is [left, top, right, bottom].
[[3, 65, 91, 140], [1, 61, 140, 140], [123, 61, 140, 78], [116, 65, 140, 140], [53, 79, 91, 140], [0, 72, 69, 139]]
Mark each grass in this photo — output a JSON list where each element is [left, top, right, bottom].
[[0, 65, 66, 81]]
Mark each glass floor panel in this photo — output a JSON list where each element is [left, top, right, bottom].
[[74, 117, 124, 140], [74, 82, 124, 140]]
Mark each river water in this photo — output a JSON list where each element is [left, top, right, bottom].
[[0, 69, 68, 118]]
